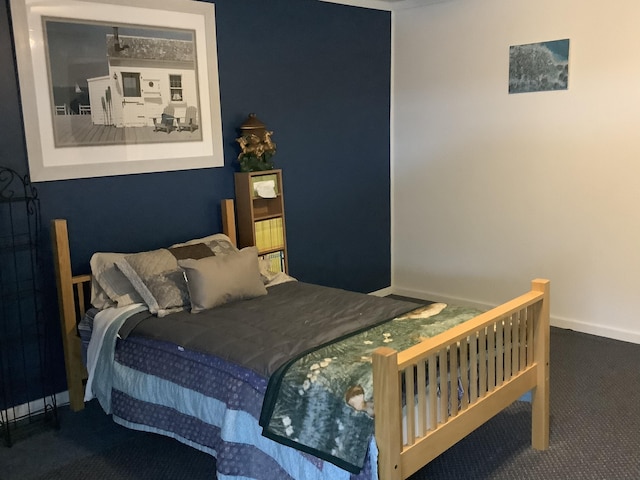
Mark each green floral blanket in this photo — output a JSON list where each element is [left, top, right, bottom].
[[259, 302, 484, 473]]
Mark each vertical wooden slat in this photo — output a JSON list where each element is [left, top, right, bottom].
[[487, 324, 496, 392], [439, 349, 449, 423], [373, 347, 402, 480], [519, 308, 527, 370], [404, 366, 415, 445], [75, 282, 86, 318], [504, 316, 512, 381], [449, 343, 459, 417], [511, 312, 519, 374], [496, 320, 504, 387], [428, 354, 438, 430], [469, 333, 478, 403], [459, 340, 469, 410], [478, 328, 487, 397], [527, 305, 534, 366], [417, 360, 427, 436]]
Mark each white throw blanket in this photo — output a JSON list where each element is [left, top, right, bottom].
[[84, 303, 147, 403]]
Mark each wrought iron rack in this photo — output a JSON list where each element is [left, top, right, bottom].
[[0, 166, 58, 447]]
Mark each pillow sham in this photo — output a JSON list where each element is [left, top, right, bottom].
[[90, 281, 115, 310], [168, 242, 216, 261], [170, 233, 238, 256], [90, 252, 144, 308], [178, 246, 267, 313], [91, 241, 216, 313], [115, 248, 189, 317]]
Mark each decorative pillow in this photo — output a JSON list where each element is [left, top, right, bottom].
[[90, 252, 144, 308], [178, 246, 267, 313], [115, 248, 188, 317], [170, 233, 238, 256]]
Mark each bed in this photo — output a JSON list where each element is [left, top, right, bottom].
[[51, 199, 550, 480]]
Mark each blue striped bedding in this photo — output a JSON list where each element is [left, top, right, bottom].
[[79, 293, 483, 479], [80, 305, 383, 480]]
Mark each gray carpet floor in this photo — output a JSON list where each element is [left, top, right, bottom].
[[1, 326, 639, 480]]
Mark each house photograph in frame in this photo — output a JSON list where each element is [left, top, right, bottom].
[[10, 0, 224, 182], [509, 39, 570, 94], [46, 21, 203, 146]]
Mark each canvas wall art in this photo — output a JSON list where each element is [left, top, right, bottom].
[[509, 39, 570, 94]]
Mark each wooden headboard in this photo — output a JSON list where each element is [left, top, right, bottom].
[[51, 199, 237, 411]]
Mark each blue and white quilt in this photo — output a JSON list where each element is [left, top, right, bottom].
[[86, 308, 379, 480], [84, 282, 482, 479]]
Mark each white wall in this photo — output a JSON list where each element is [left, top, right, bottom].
[[392, 0, 640, 343]]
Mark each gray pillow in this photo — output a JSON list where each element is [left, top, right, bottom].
[[116, 248, 188, 317], [90, 252, 144, 308], [179, 247, 267, 313], [92, 243, 216, 312]]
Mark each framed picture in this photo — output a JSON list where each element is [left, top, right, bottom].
[[10, 0, 224, 182], [509, 39, 570, 94]]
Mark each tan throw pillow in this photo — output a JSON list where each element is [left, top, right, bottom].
[[178, 247, 267, 313]]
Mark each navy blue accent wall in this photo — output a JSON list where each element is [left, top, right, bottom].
[[1, 0, 391, 398]]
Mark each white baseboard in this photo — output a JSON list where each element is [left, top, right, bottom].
[[369, 286, 394, 297], [550, 315, 640, 345], [392, 286, 640, 345], [2, 391, 69, 422]]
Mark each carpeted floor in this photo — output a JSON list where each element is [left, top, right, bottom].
[[1, 326, 639, 480]]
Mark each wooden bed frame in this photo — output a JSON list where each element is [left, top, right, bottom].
[[51, 198, 549, 480]]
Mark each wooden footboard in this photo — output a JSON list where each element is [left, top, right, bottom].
[[372, 279, 550, 480]]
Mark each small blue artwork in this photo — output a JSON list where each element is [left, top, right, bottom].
[[509, 39, 569, 94]]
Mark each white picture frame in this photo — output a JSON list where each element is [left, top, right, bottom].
[[10, 0, 224, 182]]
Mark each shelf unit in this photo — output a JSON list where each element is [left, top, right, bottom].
[[234, 169, 288, 273], [0, 167, 58, 447]]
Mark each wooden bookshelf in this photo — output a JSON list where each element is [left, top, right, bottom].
[[234, 169, 288, 273]]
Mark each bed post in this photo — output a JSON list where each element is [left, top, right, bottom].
[[373, 346, 402, 480], [51, 219, 86, 412], [531, 278, 550, 450], [221, 198, 237, 247]]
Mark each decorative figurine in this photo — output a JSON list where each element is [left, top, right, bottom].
[[236, 113, 277, 172]]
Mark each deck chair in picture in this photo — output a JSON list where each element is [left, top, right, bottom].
[[177, 106, 198, 133], [153, 113, 175, 133]]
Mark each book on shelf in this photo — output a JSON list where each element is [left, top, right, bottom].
[[260, 250, 285, 273], [255, 217, 284, 252]]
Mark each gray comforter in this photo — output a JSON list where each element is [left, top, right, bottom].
[[121, 281, 418, 378]]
